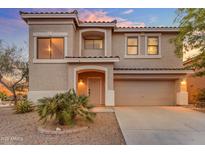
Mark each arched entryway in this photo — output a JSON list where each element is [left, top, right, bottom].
[[72, 65, 114, 106], [77, 70, 105, 106]]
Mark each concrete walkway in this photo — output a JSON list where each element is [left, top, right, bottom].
[[115, 106, 205, 145]]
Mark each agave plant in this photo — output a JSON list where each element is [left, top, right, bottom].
[[15, 99, 34, 113], [37, 89, 95, 126]]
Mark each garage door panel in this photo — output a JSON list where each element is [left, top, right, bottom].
[[114, 80, 175, 106]]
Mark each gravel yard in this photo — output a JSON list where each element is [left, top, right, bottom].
[[0, 107, 125, 145]]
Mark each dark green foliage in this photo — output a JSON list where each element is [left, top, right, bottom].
[[15, 99, 34, 113], [173, 9, 205, 76], [37, 89, 96, 126], [0, 92, 8, 101], [195, 89, 205, 108]]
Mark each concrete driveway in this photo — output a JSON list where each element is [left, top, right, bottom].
[[115, 106, 205, 145]]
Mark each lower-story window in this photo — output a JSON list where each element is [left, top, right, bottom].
[[37, 37, 64, 59]]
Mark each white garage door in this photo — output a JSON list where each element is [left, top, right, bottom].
[[114, 80, 175, 106]]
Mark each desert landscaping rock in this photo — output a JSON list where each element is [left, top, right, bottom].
[[0, 107, 125, 145]]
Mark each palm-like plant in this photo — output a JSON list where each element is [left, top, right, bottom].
[[37, 89, 95, 126], [15, 99, 34, 113]]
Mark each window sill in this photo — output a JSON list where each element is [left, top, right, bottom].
[[124, 55, 162, 59]]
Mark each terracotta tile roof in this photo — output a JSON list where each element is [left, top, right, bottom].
[[66, 56, 119, 58], [114, 67, 189, 71], [19, 11, 179, 29], [19, 10, 78, 15]]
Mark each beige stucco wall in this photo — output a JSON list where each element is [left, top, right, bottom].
[[29, 64, 68, 91], [112, 32, 183, 68], [28, 24, 75, 92], [67, 63, 114, 90], [74, 28, 112, 57], [27, 18, 185, 105], [29, 23, 75, 58]]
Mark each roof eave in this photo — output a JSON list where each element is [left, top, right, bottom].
[[20, 13, 80, 26], [114, 69, 193, 74], [114, 27, 179, 32]]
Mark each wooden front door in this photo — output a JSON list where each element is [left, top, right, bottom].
[[87, 77, 101, 105]]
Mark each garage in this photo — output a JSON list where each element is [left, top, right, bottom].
[[114, 80, 176, 106]]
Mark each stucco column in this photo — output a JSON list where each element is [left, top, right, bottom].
[[67, 25, 75, 57], [105, 65, 115, 106], [106, 29, 112, 56], [67, 64, 75, 90], [176, 78, 188, 105]]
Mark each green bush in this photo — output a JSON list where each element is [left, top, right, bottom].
[[37, 89, 96, 126], [0, 92, 8, 101], [195, 88, 205, 108], [15, 99, 34, 113]]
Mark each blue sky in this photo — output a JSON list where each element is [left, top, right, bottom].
[[0, 8, 178, 49]]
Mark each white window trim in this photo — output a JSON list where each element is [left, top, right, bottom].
[[124, 34, 141, 58], [145, 33, 162, 58], [79, 28, 107, 56], [33, 32, 68, 63]]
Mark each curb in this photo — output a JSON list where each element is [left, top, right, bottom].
[[37, 126, 88, 135]]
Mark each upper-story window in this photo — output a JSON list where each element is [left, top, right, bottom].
[[127, 37, 138, 55], [147, 36, 159, 55], [84, 39, 103, 49], [37, 37, 64, 59]]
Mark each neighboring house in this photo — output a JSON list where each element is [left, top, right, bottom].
[[184, 58, 205, 104], [20, 10, 192, 106]]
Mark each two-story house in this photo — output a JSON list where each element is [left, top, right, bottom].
[[20, 10, 192, 106]]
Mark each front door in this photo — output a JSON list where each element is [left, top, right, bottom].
[[87, 77, 101, 105]]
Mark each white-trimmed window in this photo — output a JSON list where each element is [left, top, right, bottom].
[[84, 39, 103, 49], [127, 37, 138, 55], [37, 37, 64, 59], [147, 36, 159, 55]]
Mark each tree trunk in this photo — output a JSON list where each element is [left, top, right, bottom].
[[12, 86, 17, 105], [0, 75, 24, 105]]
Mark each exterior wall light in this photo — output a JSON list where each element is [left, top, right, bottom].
[[180, 80, 187, 92]]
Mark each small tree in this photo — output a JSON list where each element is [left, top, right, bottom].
[[173, 9, 205, 76], [0, 40, 28, 104]]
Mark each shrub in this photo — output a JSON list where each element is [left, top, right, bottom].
[[37, 89, 96, 126], [195, 88, 205, 108], [15, 99, 34, 113], [0, 92, 8, 101]]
